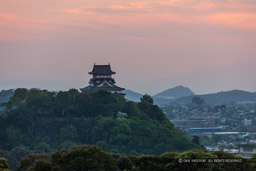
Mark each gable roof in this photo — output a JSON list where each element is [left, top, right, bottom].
[[89, 64, 116, 75], [80, 80, 125, 92]]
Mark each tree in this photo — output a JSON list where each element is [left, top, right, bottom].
[[33, 142, 51, 153], [5, 126, 24, 149], [138, 95, 167, 122], [191, 96, 204, 105], [55, 91, 70, 115], [176, 150, 217, 171], [192, 135, 200, 145], [15, 154, 49, 171], [50, 145, 117, 171], [8, 88, 27, 106], [212, 134, 221, 144], [26, 89, 54, 111], [59, 125, 79, 143], [2, 89, 206, 169], [137, 155, 161, 171], [212, 151, 251, 171], [10, 146, 31, 164], [0, 89, 14, 104], [73, 92, 93, 117], [160, 152, 179, 170], [0, 157, 9, 171], [249, 153, 256, 169], [109, 118, 132, 146], [140, 94, 153, 104], [28, 159, 52, 171], [117, 156, 133, 170], [67, 89, 79, 104]]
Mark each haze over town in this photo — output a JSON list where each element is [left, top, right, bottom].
[[1, 0, 256, 95]]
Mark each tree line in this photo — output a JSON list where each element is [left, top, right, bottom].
[[0, 144, 255, 171], [0, 88, 201, 170]]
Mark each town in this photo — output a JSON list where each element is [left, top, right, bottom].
[[161, 101, 256, 158]]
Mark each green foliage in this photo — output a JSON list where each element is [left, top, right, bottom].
[[59, 125, 79, 143], [0, 157, 9, 171], [140, 94, 153, 104], [137, 155, 161, 171], [117, 156, 133, 170], [212, 134, 221, 144], [26, 89, 54, 111], [212, 151, 251, 171], [5, 126, 24, 149], [249, 153, 256, 169], [0, 89, 14, 104], [192, 96, 205, 105], [33, 142, 51, 153], [55, 91, 70, 115], [15, 153, 49, 171], [159, 152, 179, 170], [13, 145, 256, 171], [1, 88, 202, 169], [192, 135, 200, 145], [29, 159, 52, 171], [176, 150, 217, 171], [50, 145, 117, 171], [8, 88, 27, 106]]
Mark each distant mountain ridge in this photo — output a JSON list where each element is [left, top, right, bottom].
[[0, 89, 14, 104], [4, 87, 256, 105], [173, 90, 256, 104], [124, 86, 195, 105], [153, 86, 195, 105], [124, 89, 143, 102]]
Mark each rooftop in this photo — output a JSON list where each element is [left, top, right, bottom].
[[239, 143, 256, 147], [89, 64, 116, 75]]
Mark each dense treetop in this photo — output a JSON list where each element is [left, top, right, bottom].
[[0, 89, 14, 104], [12, 145, 256, 171], [0, 88, 201, 170]]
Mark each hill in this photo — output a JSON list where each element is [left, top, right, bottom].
[[173, 90, 256, 104], [124, 89, 143, 102], [0, 89, 14, 104], [0, 88, 201, 170], [153, 86, 195, 105]]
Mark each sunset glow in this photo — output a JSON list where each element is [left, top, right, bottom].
[[0, 0, 256, 94]]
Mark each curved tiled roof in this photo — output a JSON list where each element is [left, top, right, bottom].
[[80, 80, 124, 92], [89, 64, 116, 75]]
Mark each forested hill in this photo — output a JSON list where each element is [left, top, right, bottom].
[[0, 89, 14, 104], [0, 88, 201, 170], [173, 90, 256, 104]]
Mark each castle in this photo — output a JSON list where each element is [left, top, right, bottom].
[[80, 64, 125, 94]]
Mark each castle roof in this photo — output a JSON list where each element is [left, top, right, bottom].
[[89, 64, 116, 75], [80, 80, 124, 92]]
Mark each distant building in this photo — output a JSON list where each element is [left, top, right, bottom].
[[170, 120, 187, 129], [187, 117, 215, 128], [80, 64, 125, 94], [188, 127, 223, 134], [171, 117, 216, 129], [239, 143, 256, 158], [244, 119, 252, 126]]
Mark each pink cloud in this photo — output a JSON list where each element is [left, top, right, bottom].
[[63, 9, 83, 14], [0, 13, 17, 23], [1, 0, 256, 42], [206, 12, 256, 29]]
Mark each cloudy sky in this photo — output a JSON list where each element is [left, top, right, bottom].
[[0, 0, 256, 95]]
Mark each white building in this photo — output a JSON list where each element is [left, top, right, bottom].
[[239, 143, 256, 158]]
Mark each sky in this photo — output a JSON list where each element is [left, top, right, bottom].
[[0, 0, 256, 95]]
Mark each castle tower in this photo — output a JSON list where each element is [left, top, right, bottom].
[[80, 64, 125, 94]]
